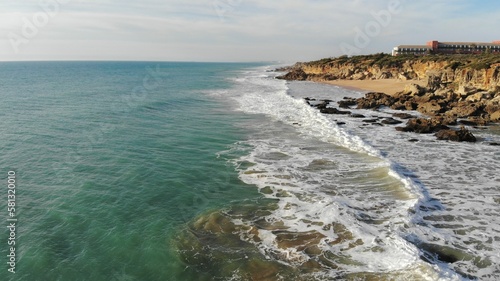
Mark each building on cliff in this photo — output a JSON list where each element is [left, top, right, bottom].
[[392, 40, 500, 56]]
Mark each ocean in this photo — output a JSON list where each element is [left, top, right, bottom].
[[0, 62, 499, 280]]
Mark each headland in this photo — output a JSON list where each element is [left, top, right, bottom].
[[277, 53, 500, 142]]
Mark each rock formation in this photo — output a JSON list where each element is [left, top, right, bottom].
[[279, 53, 500, 142], [277, 54, 500, 93], [435, 126, 477, 142]]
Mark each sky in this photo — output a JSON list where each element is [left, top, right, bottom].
[[0, 0, 499, 62]]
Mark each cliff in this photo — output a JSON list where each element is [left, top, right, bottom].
[[277, 53, 500, 124], [277, 54, 500, 139], [278, 53, 500, 92]]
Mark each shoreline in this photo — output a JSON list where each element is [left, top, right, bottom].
[[320, 78, 427, 96], [303, 77, 497, 142]]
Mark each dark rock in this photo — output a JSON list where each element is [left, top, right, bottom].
[[434, 126, 477, 142], [401, 118, 450, 134], [490, 142, 500, 146], [350, 114, 365, 118], [320, 108, 351, 115], [459, 120, 479, 126], [337, 98, 357, 108], [356, 99, 379, 110], [409, 139, 419, 142], [336, 122, 346, 126], [276, 69, 308, 80], [274, 66, 294, 72], [418, 242, 473, 265], [356, 92, 396, 109], [314, 101, 330, 109], [390, 101, 407, 110], [381, 118, 403, 125], [363, 119, 378, 123], [392, 113, 416, 119]]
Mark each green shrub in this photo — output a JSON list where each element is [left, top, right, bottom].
[[447, 61, 462, 70], [305, 53, 500, 71]]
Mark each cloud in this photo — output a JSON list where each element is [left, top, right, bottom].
[[0, 0, 499, 61]]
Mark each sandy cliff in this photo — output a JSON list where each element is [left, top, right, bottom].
[[278, 54, 500, 141], [278, 54, 500, 92]]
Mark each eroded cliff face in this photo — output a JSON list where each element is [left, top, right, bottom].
[[280, 58, 500, 92], [417, 62, 500, 91], [277, 54, 500, 124]]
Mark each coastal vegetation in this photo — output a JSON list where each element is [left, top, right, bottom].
[[306, 53, 500, 70]]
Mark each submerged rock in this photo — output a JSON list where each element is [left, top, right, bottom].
[[320, 107, 351, 115], [392, 113, 416, 119], [314, 100, 330, 109], [381, 118, 403, 125], [173, 201, 371, 280], [434, 126, 477, 142], [396, 118, 450, 134], [274, 230, 325, 251], [338, 97, 357, 108], [350, 113, 365, 118]]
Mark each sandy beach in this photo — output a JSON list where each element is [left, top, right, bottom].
[[322, 79, 427, 96]]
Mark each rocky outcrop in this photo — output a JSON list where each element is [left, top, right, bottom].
[[306, 97, 478, 142], [277, 54, 500, 93], [435, 126, 477, 142], [337, 97, 357, 108], [282, 54, 500, 142], [491, 110, 500, 121], [320, 107, 351, 115], [356, 92, 396, 109], [392, 86, 499, 124], [277, 54, 500, 124], [395, 118, 451, 134], [278, 68, 309, 81]]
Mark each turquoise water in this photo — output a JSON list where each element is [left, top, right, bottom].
[[0, 62, 263, 280], [2, 62, 499, 280]]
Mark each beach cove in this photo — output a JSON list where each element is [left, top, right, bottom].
[[322, 78, 427, 96]]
